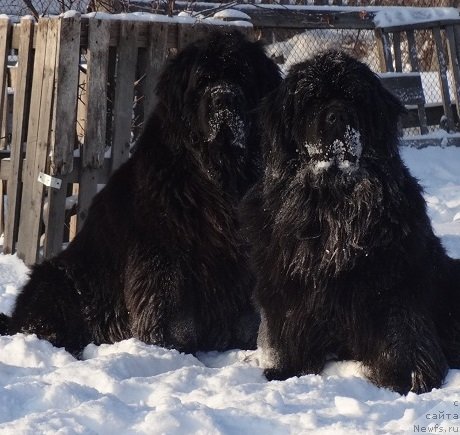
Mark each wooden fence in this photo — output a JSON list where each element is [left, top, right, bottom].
[[1, 9, 460, 266], [0, 15, 252, 265]]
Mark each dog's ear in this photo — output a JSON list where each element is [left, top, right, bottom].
[[252, 42, 283, 97], [155, 46, 200, 120], [379, 83, 407, 120], [367, 80, 408, 157]]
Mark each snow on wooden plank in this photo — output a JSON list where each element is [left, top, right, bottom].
[[44, 13, 82, 259], [17, 18, 59, 265], [374, 7, 460, 29], [4, 17, 34, 255], [380, 73, 425, 106]]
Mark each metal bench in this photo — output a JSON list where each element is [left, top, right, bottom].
[[375, 21, 460, 147]]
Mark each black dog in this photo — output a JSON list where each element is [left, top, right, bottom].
[[6, 30, 281, 356], [243, 50, 460, 394]]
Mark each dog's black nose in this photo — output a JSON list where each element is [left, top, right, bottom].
[[212, 90, 234, 109]]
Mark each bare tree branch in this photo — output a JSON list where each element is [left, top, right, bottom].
[[22, 0, 39, 20]]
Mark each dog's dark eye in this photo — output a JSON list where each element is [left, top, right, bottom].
[[326, 112, 336, 124]]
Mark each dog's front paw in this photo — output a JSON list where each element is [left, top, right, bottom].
[[368, 352, 448, 395], [410, 365, 447, 394], [264, 367, 295, 381]]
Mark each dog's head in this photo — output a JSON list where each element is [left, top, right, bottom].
[[155, 30, 281, 193], [261, 50, 405, 179]]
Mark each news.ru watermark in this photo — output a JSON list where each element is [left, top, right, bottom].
[[414, 401, 460, 433]]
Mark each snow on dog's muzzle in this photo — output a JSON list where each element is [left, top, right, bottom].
[[206, 84, 247, 149], [305, 126, 363, 174]]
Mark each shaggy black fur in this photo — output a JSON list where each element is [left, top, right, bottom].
[[243, 50, 460, 394], [7, 30, 281, 357]]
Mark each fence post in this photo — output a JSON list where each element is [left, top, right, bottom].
[[110, 20, 138, 173], [433, 26, 455, 131], [406, 29, 429, 135], [0, 17, 11, 145], [76, 17, 110, 232], [446, 24, 460, 125], [16, 18, 58, 265], [0, 17, 10, 237], [143, 22, 169, 121], [374, 28, 394, 72], [43, 13, 81, 259]]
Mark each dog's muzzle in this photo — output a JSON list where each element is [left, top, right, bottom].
[[205, 84, 247, 149], [305, 126, 362, 174]]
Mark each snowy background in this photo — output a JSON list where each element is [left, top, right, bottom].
[[0, 145, 457, 434]]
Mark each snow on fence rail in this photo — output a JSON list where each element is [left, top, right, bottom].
[[0, 9, 460, 266]]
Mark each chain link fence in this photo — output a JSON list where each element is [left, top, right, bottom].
[[0, 0, 88, 16], [1, 0, 458, 136], [263, 25, 455, 135]]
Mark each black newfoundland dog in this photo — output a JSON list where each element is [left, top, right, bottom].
[[6, 30, 281, 356], [244, 50, 460, 394]]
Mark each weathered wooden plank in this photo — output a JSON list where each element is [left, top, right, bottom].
[[133, 47, 146, 142], [43, 177, 70, 259], [143, 22, 169, 119], [4, 17, 34, 255], [11, 9, 460, 51], [401, 135, 460, 148], [433, 26, 455, 132], [446, 25, 460, 126], [374, 28, 394, 72], [76, 168, 98, 232], [132, 3, 380, 30], [72, 70, 87, 240], [69, 183, 79, 242], [17, 18, 58, 265], [0, 181, 4, 237], [111, 20, 138, 172], [106, 46, 117, 160], [406, 29, 420, 71], [393, 31, 403, 72], [44, 14, 82, 259], [0, 157, 109, 186], [83, 18, 110, 169], [374, 20, 460, 34], [49, 14, 81, 177], [77, 17, 110, 232], [0, 93, 7, 150], [0, 17, 11, 146]]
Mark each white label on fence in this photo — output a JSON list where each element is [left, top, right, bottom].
[[38, 172, 62, 190]]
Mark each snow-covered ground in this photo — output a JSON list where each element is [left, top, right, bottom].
[[0, 145, 458, 434]]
